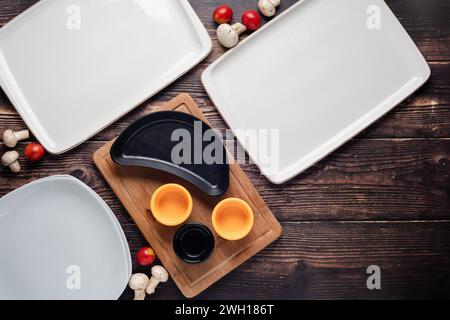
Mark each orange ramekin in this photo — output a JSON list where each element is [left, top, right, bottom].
[[212, 198, 254, 241], [150, 184, 193, 226]]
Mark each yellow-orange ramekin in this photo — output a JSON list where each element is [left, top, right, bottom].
[[212, 198, 254, 241], [150, 183, 193, 226]]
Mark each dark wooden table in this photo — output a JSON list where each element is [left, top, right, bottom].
[[1, 0, 449, 300]]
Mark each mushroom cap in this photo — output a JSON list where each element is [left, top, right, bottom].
[[3, 129, 13, 139], [129, 273, 150, 290], [151, 265, 169, 282], [1, 150, 19, 166], [2, 129, 16, 147], [217, 23, 239, 48], [258, 0, 279, 17]]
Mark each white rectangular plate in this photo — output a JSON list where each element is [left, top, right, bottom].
[[0, 0, 212, 154], [202, 0, 430, 184]]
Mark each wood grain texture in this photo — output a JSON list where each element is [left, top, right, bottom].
[[120, 221, 450, 300], [93, 94, 282, 298], [0, 0, 449, 299], [2, 137, 449, 222], [1, 1, 450, 140]]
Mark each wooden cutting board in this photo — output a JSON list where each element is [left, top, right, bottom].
[[93, 94, 282, 298]]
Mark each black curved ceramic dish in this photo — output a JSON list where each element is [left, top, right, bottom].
[[173, 224, 215, 264], [110, 111, 229, 196]]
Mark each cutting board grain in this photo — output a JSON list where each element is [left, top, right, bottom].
[[93, 94, 282, 298]]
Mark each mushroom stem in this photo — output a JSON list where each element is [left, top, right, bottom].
[[134, 289, 146, 301], [146, 277, 160, 295], [271, 0, 281, 7], [9, 161, 20, 173], [14, 130, 30, 141], [231, 22, 246, 36]]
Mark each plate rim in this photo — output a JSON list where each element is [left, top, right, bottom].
[[201, 0, 431, 184], [0, 0, 213, 154], [0, 174, 132, 300]]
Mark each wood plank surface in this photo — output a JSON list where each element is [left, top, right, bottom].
[[121, 221, 450, 300], [0, 0, 449, 299], [1, 138, 449, 222]]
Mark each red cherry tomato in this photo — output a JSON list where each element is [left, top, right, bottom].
[[242, 10, 261, 31], [213, 4, 233, 24], [136, 247, 156, 266], [24, 143, 45, 162]]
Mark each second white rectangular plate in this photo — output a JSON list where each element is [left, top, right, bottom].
[[202, 0, 430, 184], [0, 0, 212, 154]]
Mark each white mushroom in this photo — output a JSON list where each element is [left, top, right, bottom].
[[1, 150, 20, 173], [217, 22, 247, 49], [2, 129, 29, 148], [258, 0, 281, 17], [146, 265, 169, 295], [129, 273, 150, 300]]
